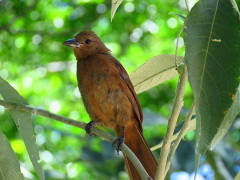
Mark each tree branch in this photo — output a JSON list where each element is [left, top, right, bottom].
[[155, 65, 188, 180], [0, 99, 151, 180], [164, 103, 195, 175]]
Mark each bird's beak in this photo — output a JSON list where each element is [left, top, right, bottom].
[[63, 38, 82, 47]]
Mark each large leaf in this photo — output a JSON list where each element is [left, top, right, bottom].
[[0, 77, 44, 180], [0, 131, 24, 180], [130, 55, 184, 94], [111, 0, 123, 21], [184, 0, 240, 159]]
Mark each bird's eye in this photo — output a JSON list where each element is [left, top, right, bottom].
[[85, 39, 91, 44]]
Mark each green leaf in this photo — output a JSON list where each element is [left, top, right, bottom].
[[0, 131, 24, 180], [0, 77, 45, 180], [184, 0, 240, 160], [111, 0, 123, 21], [211, 85, 240, 149], [130, 55, 184, 94]]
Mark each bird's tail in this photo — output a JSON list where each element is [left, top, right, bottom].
[[116, 124, 158, 180]]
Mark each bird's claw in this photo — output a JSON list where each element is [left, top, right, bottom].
[[85, 121, 97, 136], [112, 136, 125, 155]]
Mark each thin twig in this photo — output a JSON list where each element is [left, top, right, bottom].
[[155, 65, 188, 180], [185, 0, 190, 12], [0, 100, 151, 180], [150, 118, 196, 151], [174, 26, 185, 67], [164, 103, 195, 175]]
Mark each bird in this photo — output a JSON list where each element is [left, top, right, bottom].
[[63, 31, 157, 180]]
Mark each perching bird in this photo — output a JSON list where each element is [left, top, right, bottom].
[[63, 31, 157, 180]]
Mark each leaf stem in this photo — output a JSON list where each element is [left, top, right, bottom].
[[155, 65, 188, 180], [0, 100, 151, 180], [174, 26, 184, 67]]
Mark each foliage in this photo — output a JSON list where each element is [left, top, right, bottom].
[[130, 55, 184, 94], [184, 0, 240, 171], [0, 130, 24, 180], [0, 77, 44, 179]]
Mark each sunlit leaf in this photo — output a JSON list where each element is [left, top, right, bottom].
[[111, 0, 123, 21], [130, 55, 184, 94], [0, 77, 45, 180], [184, 0, 240, 165], [0, 131, 24, 180]]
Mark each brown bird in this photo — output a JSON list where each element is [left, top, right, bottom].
[[63, 31, 157, 180]]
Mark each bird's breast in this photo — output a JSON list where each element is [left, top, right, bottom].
[[76, 58, 132, 128]]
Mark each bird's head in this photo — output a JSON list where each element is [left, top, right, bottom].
[[63, 31, 110, 60]]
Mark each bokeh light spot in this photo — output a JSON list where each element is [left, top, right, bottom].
[[50, 42, 61, 52], [20, 166, 34, 179], [22, 76, 32, 87], [32, 34, 42, 45], [179, 0, 197, 10], [174, 37, 184, 47], [105, 42, 121, 54], [41, 151, 53, 163], [15, 37, 25, 48], [0, 106, 5, 114], [53, 18, 64, 28], [36, 134, 46, 145], [167, 17, 178, 28], [71, 7, 85, 20], [47, 62, 65, 72], [51, 131, 61, 143], [74, 88, 81, 98], [147, 4, 157, 15], [98, 18, 109, 29], [36, 67, 47, 78], [124, 3, 135, 12], [67, 163, 78, 178], [142, 20, 159, 34], [50, 101, 61, 113], [170, 171, 190, 180], [96, 4, 106, 14], [130, 28, 143, 42]]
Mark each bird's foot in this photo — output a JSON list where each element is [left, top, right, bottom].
[[112, 136, 125, 155], [85, 121, 99, 136]]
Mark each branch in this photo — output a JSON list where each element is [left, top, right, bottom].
[[0, 100, 151, 180], [150, 118, 196, 151], [164, 103, 195, 175], [155, 65, 188, 180]]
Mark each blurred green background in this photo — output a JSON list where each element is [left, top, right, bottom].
[[0, 0, 239, 179]]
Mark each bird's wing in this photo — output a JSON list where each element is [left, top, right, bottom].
[[110, 56, 143, 126]]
